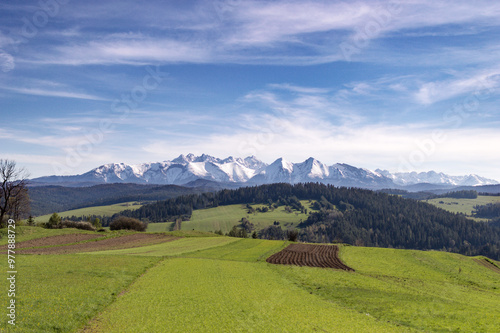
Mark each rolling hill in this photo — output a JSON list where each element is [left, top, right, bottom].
[[2, 227, 499, 332]]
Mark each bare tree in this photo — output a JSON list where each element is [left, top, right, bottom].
[[0, 160, 30, 227]]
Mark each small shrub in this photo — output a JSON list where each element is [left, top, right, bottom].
[[61, 220, 96, 231], [110, 216, 147, 232], [287, 230, 299, 242]]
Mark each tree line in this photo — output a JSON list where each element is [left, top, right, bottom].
[[473, 203, 500, 219], [120, 182, 500, 260]]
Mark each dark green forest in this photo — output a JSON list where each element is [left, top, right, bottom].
[[474, 203, 500, 219], [120, 183, 500, 260], [28, 184, 206, 216]]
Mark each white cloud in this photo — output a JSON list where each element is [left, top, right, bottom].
[[137, 111, 500, 179], [414, 70, 500, 105], [34, 37, 212, 66], [1, 79, 108, 101], [3, 86, 108, 101], [18, 0, 500, 66]]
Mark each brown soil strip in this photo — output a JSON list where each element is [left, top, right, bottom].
[[474, 258, 500, 274], [266, 243, 354, 271], [11, 233, 105, 249], [19, 233, 180, 255]]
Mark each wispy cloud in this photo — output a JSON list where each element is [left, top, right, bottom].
[[3, 86, 108, 101], [1, 79, 107, 100], [33, 37, 212, 66], [15, 0, 500, 66], [414, 70, 500, 105]]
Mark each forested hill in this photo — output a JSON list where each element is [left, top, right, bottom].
[[28, 183, 208, 216], [122, 183, 500, 260]]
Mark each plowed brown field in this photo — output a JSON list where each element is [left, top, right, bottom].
[[15, 234, 105, 248], [266, 243, 354, 271], [17, 233, 179, 255]]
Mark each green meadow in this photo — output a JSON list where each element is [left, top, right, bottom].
[[425, 195, 500, 220], [279, 246, 500, 332], [182, 238, 289, 262], [32, 201, 144, 223], [146, 221, 174, 232], [2, 227, 499, 332], [86, 257, 408, 333], [0, 254, 160, 333], [179, 200, 315, 233], [89, 236, 240, 256]]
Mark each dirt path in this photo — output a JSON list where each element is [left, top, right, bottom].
[[474, 258, 500, 274], [266, 243, 354, 271]]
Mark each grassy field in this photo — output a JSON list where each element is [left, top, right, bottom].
[[278, 246, 500, 332], [84, 258, 408, 333], [182, 238, 289, 262], [3, 227, 500, 332], [83, 234, 500, 332], [33, 201, 144, 223], [146, 221, 174, 232], [425, 195, 500, 220], [0, 254, 160, 333], [180, 200, 316, 233], [89, 236, 240, 256]]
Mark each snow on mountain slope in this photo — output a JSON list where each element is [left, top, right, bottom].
[[250, 158, 294, 183], [292, 157, 330, 181], [31, 154, 499, 188], [376, 170, 498, 186]]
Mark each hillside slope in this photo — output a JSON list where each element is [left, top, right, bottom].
[[5, 228, 499, 332]]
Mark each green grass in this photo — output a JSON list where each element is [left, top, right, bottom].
[[425, 195, 500, 220], [182, 238, 289, 262], [161, 229, 223, 238], [89, 236, 240, 256], [8, 228, 500, 332], [276, 246, 500, 332], [146, 221, 174, 232], [180, 201, 315, 233], [85, 258, 407, 333], [0, 254, 160, 333], [33, 201, 144, 223]]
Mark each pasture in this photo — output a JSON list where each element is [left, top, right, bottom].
[[0, 254, 160, 333], [425, 195, 500, 220], [89, 236, 240, 256], [84, 258, 406, 333], [32, 201, 144, 223], [179, 200, 315, 233], [1, 227, 499, 332]]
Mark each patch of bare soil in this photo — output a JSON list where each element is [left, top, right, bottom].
[[266, 243, 354, 271], [474, 258, 500, 274], [19, 233, 180, 255], [15, 234, 105, 249]]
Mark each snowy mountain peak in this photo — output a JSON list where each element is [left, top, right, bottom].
[[275, 157, 294, 173], [172, 153, 196, 164], [32, 154, 498, 188], [375, 169, 498, 186], [243, 156, 267, 170]]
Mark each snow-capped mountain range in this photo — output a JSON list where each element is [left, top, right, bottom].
[[32, 154, 498, 188]]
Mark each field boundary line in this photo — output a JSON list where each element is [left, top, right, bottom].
[[77, 256, 166, 333]]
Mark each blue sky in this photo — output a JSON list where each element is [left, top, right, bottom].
[[1, 0, 499, 180]]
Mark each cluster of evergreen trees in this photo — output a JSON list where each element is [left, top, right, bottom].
[[473, 203, 500, 219], [121, 183, 500, 260], [437, 190, 478, 199]]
